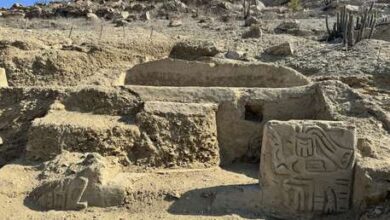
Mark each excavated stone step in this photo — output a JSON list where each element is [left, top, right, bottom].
[[26, 101, 220, 168], [134, 101, 220, 168], [27, 111, 140, 160]]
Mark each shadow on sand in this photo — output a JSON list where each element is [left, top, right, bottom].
[[168, 183, 273, 219]]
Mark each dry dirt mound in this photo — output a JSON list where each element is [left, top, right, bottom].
[[0, 25, 173, 86]]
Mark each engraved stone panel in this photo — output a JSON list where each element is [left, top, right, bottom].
[[35, 176, 89, 210], [29, 153, 126, 210], [259, 120, 356, 217]]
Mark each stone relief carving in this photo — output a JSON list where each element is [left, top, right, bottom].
[[260, 120, 356, 216], [28, 153, 126, 210], [36, 176, 89, 210]]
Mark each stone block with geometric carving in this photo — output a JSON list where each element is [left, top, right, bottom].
[[260, 120, 356, 217]]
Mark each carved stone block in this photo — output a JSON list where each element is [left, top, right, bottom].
[[35, 176, 89, 210], [260, 120, 356, 217], [30, 153, 126, 210]]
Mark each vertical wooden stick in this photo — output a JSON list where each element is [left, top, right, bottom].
[[99, 24, 103, 41], [68, 25, 74, 38], [150, 26, 154, 40]]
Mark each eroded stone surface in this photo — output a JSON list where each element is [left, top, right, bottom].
[[260, 120, 356, 217], [134, 101, 220, 168], [35, 176, 89, 210], [26, 100, 220, 168], [27, 110, 141, 160], [264, 42, 294, 56], [169, 40, 220, 61], [30, 152, 125, 210], [353, 159, 390, 209]]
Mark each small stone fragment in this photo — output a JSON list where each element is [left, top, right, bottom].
[[198, 16, 214, 23], [169, 40, 220, 60], [274, 20, 312, 36], [120, 11, 129, 19], [168, 19, 183, 27], [140, 11, 151, 21], [374, 207, 383, 216], [264, 42, 294, 56], [253, 0, 266, 11], [357, 138, 377, 158], [49, 100, 65, 111], [242, 25, 262, 39], [86, 13, 100, 23], [274, 20, 300, 34], [165, 192, 181, 201], [225, 50, 242, 60], [113, 18, 129, 27]]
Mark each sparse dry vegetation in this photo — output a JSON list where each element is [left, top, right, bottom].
[[326, 2, 377, 47], [289, 0, 302, 11]]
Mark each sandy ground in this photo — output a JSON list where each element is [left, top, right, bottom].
[[0, 160, 261, 220]]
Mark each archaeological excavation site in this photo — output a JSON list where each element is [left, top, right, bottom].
[[0, 0, 389, 219]]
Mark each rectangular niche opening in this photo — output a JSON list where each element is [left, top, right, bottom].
[[244, 104, 264, 123]]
